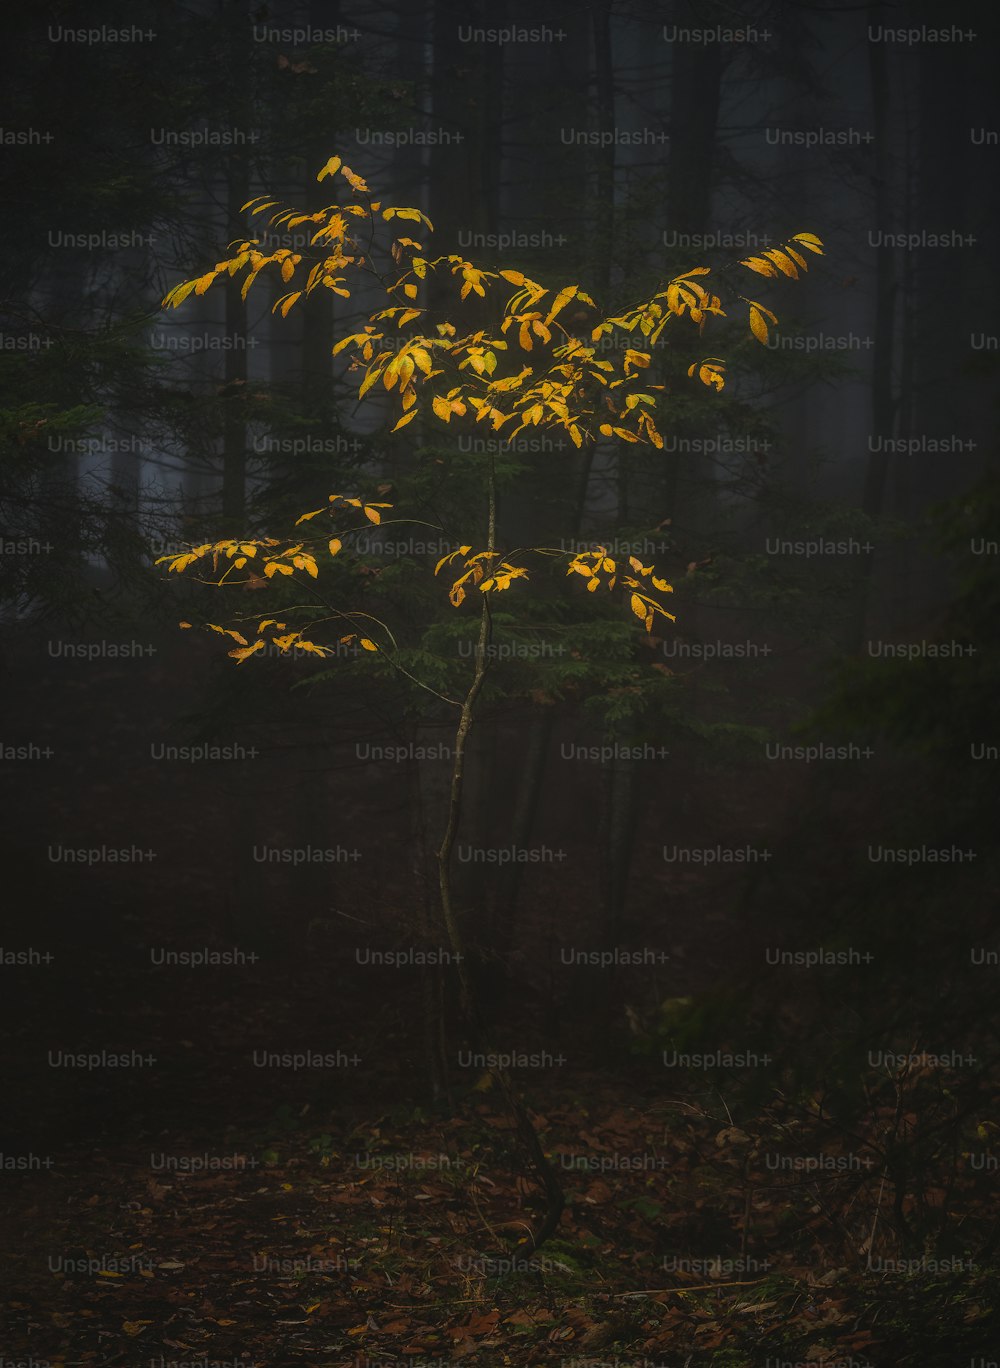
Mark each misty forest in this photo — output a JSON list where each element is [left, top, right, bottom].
[[2, 2, 1000, 1364]]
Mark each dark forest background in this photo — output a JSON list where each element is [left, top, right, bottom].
[[2, 2, 1000, 1364]]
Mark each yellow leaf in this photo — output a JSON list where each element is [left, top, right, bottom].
[[643, 415, 664, 449], [359, 358, 389, 398], [207, 624, 248, 645], [364, 506, 382, 524], [241, 269, 262, 302], [391, 409, 417, 432], [791, 231, 824, 254], [764, 248, 798, 278], [278, 291, 301, 317], [624, 349, 650, 371], [546, 283, 578, 326], [630, 593, 647, 620], [162, 279, 197, 309], [317, 155, 342, 182], [435, 548, 461, 574], [740, 256, 778, 277], [122, 1321, 152, 1337], [360, 638, 377, 651], [382, 355, 401, 391], [328, 538, 342, 556], [230, 641, 265, 663], [749, 305, 769, 344], [688, 359, 726, 391], [499, 269, 525, 285]]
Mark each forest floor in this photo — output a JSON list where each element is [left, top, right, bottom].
[[3, 1061, 999, 1366], [2, 630, 999, 1365]]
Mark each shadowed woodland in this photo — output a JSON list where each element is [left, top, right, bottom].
[[2, 2, 1000, 1364]]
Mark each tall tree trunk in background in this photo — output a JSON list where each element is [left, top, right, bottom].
[[892, 108, 916, 633], [43, 38, 115, 578], [588, 0, 616, 519], [665, 5, 723, 240], [908, 0, 985, 614], [460, 0, 504, 942], [660, 2, 725, 524], [849, 9, 895, 653], [387, 0, 450, 1101], [593, 0, 640, 1042], [222, 0, 251, 529], [496, 1, 616, 1010], [429, 0, 499, 246], [420, 0, 501, 1046], [216, 1, 255, 1021], [299, 4, 342, 953], [301, 0, 338, 428], [582, 7, 724, 1047]]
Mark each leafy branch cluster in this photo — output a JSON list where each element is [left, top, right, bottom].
[[162, 154, 822, 450], [157, 154, 822, 671]]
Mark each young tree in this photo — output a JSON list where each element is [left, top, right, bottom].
[[158, 152, 821, 1252]]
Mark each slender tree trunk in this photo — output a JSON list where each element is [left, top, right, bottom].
[[426, 0, 504, 956], [407, 738, 449, 1101], [435, 452, 565, 1252]]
